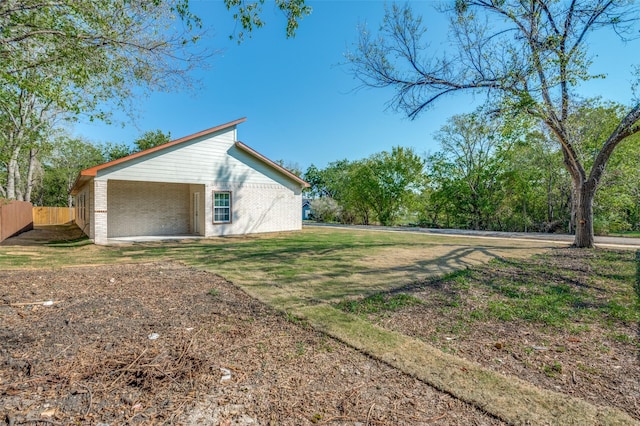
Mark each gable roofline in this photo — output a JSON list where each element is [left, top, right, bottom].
[[234, 141, 310, 188], [70, 117, 309, 195], [79, 117, 247, 178]]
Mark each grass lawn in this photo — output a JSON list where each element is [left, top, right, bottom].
[[338, 249, 639, 329], [1, 226, 638, 424], [1, 227, 555, 310], [607, 230, 640, 238]]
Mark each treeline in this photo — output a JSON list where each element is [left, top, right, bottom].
[[29, 131, 170, 208], [304, 104, 640, 235]]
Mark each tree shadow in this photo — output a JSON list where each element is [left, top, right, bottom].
[[384, 247, 631, 316], [0, 224, 86, 246]]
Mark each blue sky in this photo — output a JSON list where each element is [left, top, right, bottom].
[[72, 1, 639, 172]]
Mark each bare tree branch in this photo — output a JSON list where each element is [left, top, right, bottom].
[[346, 0, 640, 247]]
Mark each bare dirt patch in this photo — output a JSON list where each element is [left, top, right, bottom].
[[0, 224, 85, 246], [0, 262, 502, 425], [366, 249, 640, 421]]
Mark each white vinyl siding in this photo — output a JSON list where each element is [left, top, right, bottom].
[[95, 128, 299, 192], [204, 183, 302, 236]]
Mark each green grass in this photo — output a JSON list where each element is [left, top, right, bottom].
[[543, 362, 563, 378], [3, 227, 635, 332], [3, 228, 635, 332], [46, 235, 93, 247], [0, 227, 552, 311], [335, 293, 422, 315], [364, 248, 640, 330], [607, 231, 640, 238]]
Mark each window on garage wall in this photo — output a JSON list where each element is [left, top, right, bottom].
[[213, 191, 231, 223]]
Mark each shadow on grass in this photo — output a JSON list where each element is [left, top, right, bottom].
[[46, 235, 93, 247], [127, 236, 533, 307], [367, 248, 640, 329], [0, 226, 553, 312]]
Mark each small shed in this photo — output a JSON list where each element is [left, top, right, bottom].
[[302, 198, 312, 220], [70, 118, 309, 244]]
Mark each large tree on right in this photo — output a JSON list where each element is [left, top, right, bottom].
[[348, 1, 640, 248]]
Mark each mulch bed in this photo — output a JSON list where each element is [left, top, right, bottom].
[[1, 262, 501, 425]]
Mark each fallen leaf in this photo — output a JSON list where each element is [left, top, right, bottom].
[[41, 408, 57, 418]]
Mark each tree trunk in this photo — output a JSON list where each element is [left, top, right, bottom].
[[14, 163, 24, 201], [6, 146, 21, 200], [522, 195, 527, 232], [546, 173, 554, 223], [67, 187, 73, 209], [67, 174, 74, 208], [573, 182, 596, 248], [24, 148, 38, 203]]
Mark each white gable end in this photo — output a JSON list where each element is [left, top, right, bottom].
[[95, 127, 296, 191]]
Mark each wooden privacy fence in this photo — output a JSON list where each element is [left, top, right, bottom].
[[0, 200, 33, 242], [33, 206, 75, 225]]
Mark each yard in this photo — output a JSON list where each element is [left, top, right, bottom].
[[0, 226, 638, 424]]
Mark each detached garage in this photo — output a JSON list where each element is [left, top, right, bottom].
[[70, 118, 309, 245]]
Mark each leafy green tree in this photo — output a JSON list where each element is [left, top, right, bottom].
[[1, 1, 310, 116], [0, 1, 312, 202], [1, 1, 207, 121], [429, 113, 507, 230], [133, 130, 171, 152], [100, 143, 132, 163], [0, 1, 205, 201], [303, 164, 327, 198], [36, 137, 104, 207], [305, 148, 424, 226], [341, 160, 374, 224], [303, 160, 352, 200], [575, 103, 640, 233], [360, 147, 425, 226], [497, 131, 571, 233], [348, 1, 640, 247], [0, 84, 55, 201], [96, 129, 172, 163], [417, 153, 455, 228], [224, 0, 312, 41]]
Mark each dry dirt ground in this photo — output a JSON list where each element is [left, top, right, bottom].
[[1, 262, 503, 425]]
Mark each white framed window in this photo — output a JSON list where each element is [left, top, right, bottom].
[[213, 191, 231, 223]]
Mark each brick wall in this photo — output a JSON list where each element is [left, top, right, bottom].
[[205, 183, 302, 236], [94, 180, 108, 244], [88, 179, 302, 244], [107, 180, 190, 238]]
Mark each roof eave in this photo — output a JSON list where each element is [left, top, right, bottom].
[[80, 117, 247, 178], [234, 141, 310, 188]]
